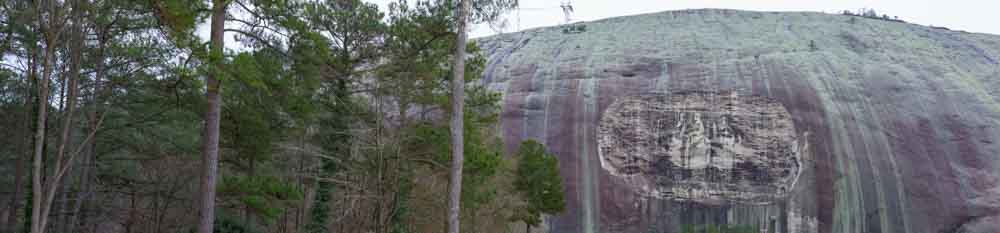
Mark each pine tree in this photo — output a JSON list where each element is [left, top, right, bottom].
[[513, 140, 566, 233]]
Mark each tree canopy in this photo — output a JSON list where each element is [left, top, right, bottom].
[[513, 140, 566, 230], [0, 0, 546, 233]]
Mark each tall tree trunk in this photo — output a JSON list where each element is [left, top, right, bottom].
[[70, 21, 110, 233], [447, 0, 470, 233], [56, 188, 70, 233], [65, 149, 91, 233], [22, 40, 40, 233], [31, 30, 56, 233], [36, 0, 86, 231], [125, 191, 135, 233], [296, 131, 312, 233], [5, 128, 27, 233], [5, 63, 34, 233], [66, 32, 103, 233], [198, 1, 227, 233], [307, 77, 349, 233]]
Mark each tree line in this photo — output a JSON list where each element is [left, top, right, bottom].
[[0, 0, 565, 233]]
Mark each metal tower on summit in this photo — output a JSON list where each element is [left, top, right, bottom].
[[560, 1, 574, 24]]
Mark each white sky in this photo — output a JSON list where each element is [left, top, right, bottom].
[[366, 0, 1000, 38]]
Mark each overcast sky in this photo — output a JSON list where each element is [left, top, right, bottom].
[[367, 0, 1000, 38]]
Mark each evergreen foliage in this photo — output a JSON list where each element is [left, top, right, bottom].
[[0, 0, 525, 232], [512, 140, 566, 230]]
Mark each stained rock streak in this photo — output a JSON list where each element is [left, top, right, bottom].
[[478, 8, 1000, 233]]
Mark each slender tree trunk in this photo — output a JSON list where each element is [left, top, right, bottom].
[[22, 41, 40, 233], [30, 45, 54, 233], [6, 127, 27, 233], [36, 1, 86, 231], [152, 190, 162, 233], [65, 151, 90, 233], [5, 66, 34, 233], [56, 188, 70, 233], [66, 123, 93, 233], [59, 55, 90, 227], [447, 0, 470, 233], [31, 20, 59, 233], [198, 1, 227, 233], [57, 71, 65, 113], [296, 132, 312, 233], [68, 26, 106, 233], [125, 191, 135, 233], [67, 104, 94, 233], [0, 200, 6, 233], [244, 160, 254, 226]]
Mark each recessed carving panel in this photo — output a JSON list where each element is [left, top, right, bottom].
[[597, 91, 801, 205]]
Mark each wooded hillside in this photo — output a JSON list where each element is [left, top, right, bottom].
[[0, 0, 565, 233]]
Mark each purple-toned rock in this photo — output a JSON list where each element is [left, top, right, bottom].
[[478, 9, 1000, 233]]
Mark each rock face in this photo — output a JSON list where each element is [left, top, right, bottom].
[[597, 91, 801, 205], [478, 9, 1000, 233]]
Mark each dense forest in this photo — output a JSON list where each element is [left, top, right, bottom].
[[0, 0, 566, 233]]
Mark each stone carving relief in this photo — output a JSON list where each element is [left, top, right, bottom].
[[597, 91, 802, 205]]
